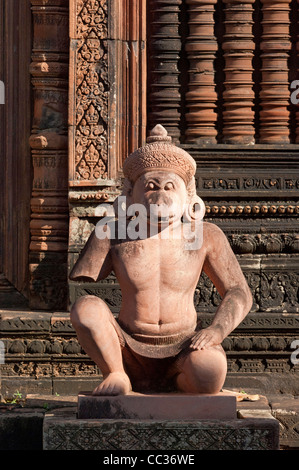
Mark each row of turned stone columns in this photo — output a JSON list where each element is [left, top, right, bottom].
[[147, 0, 183, 143], [148, 0, 296, 144], [260, 0, 291, 144]]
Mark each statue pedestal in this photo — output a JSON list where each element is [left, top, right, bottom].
[[77, 391, 237, 420], [42, 393, 280, 450]]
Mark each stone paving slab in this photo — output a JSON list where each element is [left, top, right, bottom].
[[26, 394, 77, 410]]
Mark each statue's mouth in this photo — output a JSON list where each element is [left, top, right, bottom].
[[147, 213, 175, 223]]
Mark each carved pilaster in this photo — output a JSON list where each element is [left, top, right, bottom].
[[185, 0, 218, 144], [29, 0, 69, 310], [222, 0, 255, 144], [147, 0, 182, 143], [69, 0, 108, 184], [259, 0, 291, 143], [69, 0, 146, 180]]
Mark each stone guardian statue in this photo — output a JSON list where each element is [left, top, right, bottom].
[[69, 125, 252, 396]]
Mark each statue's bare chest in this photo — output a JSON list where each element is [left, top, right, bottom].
[[111, 238, 204, 289]]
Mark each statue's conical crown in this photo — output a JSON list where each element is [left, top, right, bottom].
[[123, 125, 196, 185]]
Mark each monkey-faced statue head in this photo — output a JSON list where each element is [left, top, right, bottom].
[[115, 125, 205, 227]]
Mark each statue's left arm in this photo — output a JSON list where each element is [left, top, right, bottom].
[[69, 226, 113, 282], [191, 223, 253, 350]]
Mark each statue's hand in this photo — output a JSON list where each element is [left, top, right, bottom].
[[190, 326, 223, 350]]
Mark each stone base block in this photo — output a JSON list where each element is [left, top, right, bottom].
[[43, 408, 280, 450], [0, 409, 44, 450], [77, 392, 237, 420]]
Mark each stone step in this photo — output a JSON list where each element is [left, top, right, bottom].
[[43, 406, 280, 451], [0, 392, 298, 450], [77, 391, 237, 420]]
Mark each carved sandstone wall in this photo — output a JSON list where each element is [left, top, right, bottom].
[[67, 0, 299, 394], [0, 0, 298, 396]]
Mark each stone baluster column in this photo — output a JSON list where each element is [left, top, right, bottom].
[[185, 0, 218, 144], [259, 0, 291, 143], [126, 0, 147, 155], [222, 0, 255, 144], [147, 0, 182, 143], [29, 0, 69, 310]]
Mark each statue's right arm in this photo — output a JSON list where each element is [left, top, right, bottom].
[[69, 228, 113, 282], [190, 222, 252, 350]]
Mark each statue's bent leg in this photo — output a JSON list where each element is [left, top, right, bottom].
[[175, 345, 227, 394], [70, 295, 132, 395]]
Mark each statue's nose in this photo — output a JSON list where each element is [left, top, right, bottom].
[[149, 191, 172, 206]]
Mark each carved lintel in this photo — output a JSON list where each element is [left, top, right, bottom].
[[204, 203, 299, 218]]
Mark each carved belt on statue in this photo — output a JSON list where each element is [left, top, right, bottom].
[[118, 322, 201, 359]]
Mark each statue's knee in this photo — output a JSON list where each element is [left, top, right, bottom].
[[178, 349, 227, 394], [70, 295, 110, 331]]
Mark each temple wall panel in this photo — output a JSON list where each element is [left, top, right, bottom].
[[0, 0, 298, 396]]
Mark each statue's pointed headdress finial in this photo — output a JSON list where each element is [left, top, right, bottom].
[[146, 124, 172, 143]]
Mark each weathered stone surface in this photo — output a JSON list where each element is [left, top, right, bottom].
[[26, 394, 77, 409], [77, 392, 237, 420], [43, 408, 280, 450], [269, 395, 299, 449]]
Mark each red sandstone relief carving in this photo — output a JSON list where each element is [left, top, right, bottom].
[[70, 0, 108, 182]]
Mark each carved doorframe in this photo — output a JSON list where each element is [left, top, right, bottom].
[[0, 0, 32, 308], [28, 0, 69, 310]]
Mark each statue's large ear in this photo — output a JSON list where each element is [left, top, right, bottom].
[[184, 194, 206, 222], [113, 178, 133, 219], [183, 177, 206, 222]]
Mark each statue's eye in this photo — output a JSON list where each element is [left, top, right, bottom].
[[148, 182, 155, 190], [164, 182, 174, 190]]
